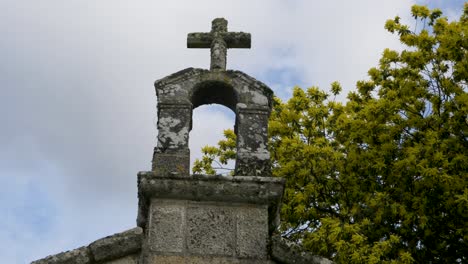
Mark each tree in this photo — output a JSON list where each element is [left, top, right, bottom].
[[193, 4, 468, 263]]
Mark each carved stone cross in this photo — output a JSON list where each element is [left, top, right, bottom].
[[187, 18, 251, 71]]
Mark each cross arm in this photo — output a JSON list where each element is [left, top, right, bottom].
[[187, 32, 251, 49], [223, 32, 251, 48], [187, 33, 213, 48]]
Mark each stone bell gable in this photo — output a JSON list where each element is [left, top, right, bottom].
[[152, 67, 273, 177], [32, 18, 332, 264]]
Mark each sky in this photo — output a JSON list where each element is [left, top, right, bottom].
[[0, 0, 465, 263]]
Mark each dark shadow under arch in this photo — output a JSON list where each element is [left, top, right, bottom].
[[191, 80, 238, 112]]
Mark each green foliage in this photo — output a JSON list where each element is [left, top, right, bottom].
[[193, 129, 236, 175], [193, 4, 468, 263]]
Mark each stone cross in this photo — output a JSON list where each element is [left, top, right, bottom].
[[187, 18, 251, 71]]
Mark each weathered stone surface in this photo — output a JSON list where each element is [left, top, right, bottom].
[[187, 205, 235, 255], [31, 246, 91, 264], [138, 173, 284, 203], [187, 32, 251, 49], [89, 227, 143, 262], [152, 102, 192, 176], [235, 106, 271, 176], [103, 254, 139, 264], [152, 150, 190, 176], [154, 104, 192, 151], [270, 235, 334, 264], [147, 256, 188, 264], [148, 255, 276, 264], [147, 201, 185, 253], [236, 206, 268, 259], [235, 155, 271, 177]]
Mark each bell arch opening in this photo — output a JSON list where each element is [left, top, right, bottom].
[[191, 80, 238, 112], [189, 104, 236, 175]]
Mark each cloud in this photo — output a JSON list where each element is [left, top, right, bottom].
[[7, 1, 465, 263]]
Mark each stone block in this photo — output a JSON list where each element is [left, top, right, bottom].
[[148, 255, 275, 264], [138, 173, 284, 205], [185, 256, 241, 264], [147, 255, 186, 264], [152, 151, 190, 176], [89, 227, 142, 262], [234, 154, 271, 177], [154, 104, 191, 151], [234, 106, 271, 176], [148, 201, 185, 253], [186, 205, 235, 256], [236, 206, 268, 259], [104, 254, 139, 264]]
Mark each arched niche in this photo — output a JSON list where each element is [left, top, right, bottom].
[[191, 80, 238, 112], [152, 68, 273, 176]]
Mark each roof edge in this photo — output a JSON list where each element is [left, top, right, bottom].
[[31, 227, 143, 264]]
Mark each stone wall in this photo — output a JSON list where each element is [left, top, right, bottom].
[[142, 200, 269, 261]]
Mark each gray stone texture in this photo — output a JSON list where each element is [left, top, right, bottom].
[[147, 255, 277, 264], [151, 151, 190, 176], [152, 103, 192, 176], [235, 106, 271, 176], [89, 227, 142, 262], [236, 206, 268, 259], [32, 246, 91, 264], [148, 202, 185, 253], [186, 206, 235, 255], [104, 254, 139, 264], [155, 104, 192, 151]]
